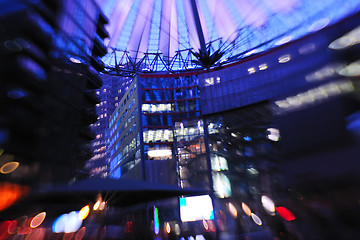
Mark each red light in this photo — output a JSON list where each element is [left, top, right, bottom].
[[125, 221, 133, 233], [276, 207, 295, 221], [0, 221, 12, 240]]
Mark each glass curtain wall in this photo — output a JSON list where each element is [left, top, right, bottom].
[[140, 74, 201, 184], [204, 103, 279, 238], [173, 119, 209, 190], [108, 79, 140, 179]]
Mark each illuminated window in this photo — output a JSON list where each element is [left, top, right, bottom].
[[148, 148, 172, 160], [204, 77, 214, 86], [211, 155, 228, 171], [213, 173, 232, 198], [259, 64, 268, 70]]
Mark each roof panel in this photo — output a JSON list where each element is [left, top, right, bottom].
[[98, 0, 360, 71]]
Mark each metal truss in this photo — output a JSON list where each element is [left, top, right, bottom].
[[100, 30, 287, 76], [101, 48, 207, 76]]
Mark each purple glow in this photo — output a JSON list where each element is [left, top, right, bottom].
[[264, 0, 300, 13], [169, 2, 179, 57], [159, 0, 179, 58], [232, 0, 268, 28], [206, 0, 237, 42], [127, 0, 155, 60], [106, 0, 133, 47]]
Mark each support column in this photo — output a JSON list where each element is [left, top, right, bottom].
[[190, 0, 207, 54]]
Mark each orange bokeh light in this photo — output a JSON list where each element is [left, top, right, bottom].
[[75, 227, 86, 240], [30, 212, 46, 228], [78, 206, 90, 220], [0, 183, 28, 211], [0, 162, 19, 174], [241, 202, 251, 217]]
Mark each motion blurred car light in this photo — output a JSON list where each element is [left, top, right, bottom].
[[0, 162, 19, 174], [202, 219, 208, 230], [166, 222, 171, 233], [0, 183, 28, 211], [78, 205, 90, 220], [64, 211, 83, 233], [276, 206, 296, 221], [93, 201, 101, 211], [8, 220, 18, 234], [174, 223, 181, 235], [53, 214, 68, 233], [30, 212, 46, 228], [75, 227, 86, 240], [99, 202, 106, 211], [261, 196, 275, 215], [251, 213, 262, 225], [53, 212, 83, 233], [241, 202, 251, 216], [227, 202, 237, 218]]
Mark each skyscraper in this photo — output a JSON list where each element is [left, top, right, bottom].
[[87, 74, 133, 177], [0, 0, 107, 186]]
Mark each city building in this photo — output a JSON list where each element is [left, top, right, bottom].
[[1, 0, 360, 239], [0, 0, 107, 186], [108, 74, 205, 186], [95, 1, 360, 239], [87, 74, 133, 177]]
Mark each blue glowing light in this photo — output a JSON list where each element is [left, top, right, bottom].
[[8, 89, 27, 99], [243, 136, 252, 141], [52, 211, 83, 233], [52, 214, 68, 233]]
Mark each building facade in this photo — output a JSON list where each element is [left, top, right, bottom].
[[87, 74, 133, 177], [108, 74, 207, 187], [0, 0, 107, 186], [103, 12, 360, 239]]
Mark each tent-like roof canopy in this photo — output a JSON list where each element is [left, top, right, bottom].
[[97, 0, 360, 73]]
